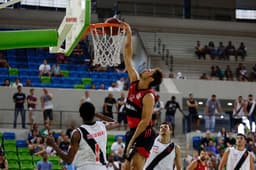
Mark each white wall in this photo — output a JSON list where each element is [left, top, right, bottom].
[[1, 79, 255, 133]]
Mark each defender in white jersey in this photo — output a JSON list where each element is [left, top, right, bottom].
[[219, 133, 254, 170], [144, 122, 182, 170], [46, 102, 119, 170]]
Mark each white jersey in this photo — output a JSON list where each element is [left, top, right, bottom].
[[72, 121, 107, 170], [226, 147, 252, 170], [233, 100, 244, 119], [144, 136, 176, 170]]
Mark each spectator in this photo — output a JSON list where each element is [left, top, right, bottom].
[[106, 153, 120, 170], [40, 122, 51, 137], [51, 63, 63, 77], [200, 130, 214, 150], [199, 73, 209, 80], [80, 90, 91, 106], [204, 94, 222, 132], [10, 77, 23, 88], [72, 44, 84, 57], [217, 127, 228, 142], [210, 65, 217, 79], [232, 96, 245, 132], [25, 79, 32, 87], [91, 83, 97, 89], [103, 93, 118, 119], [195, 40, 206, 60], [98, 83, 105, 91], [39, 59, 51, 77], [215, 66, 224, 80], [207, 41, 217, 60], [117, 92, 127, 130], [40, 88, 54, 126], [225, 41, 236, 60], [0, 52, 10, 68], [153, 94, 164, 127], [169, 72, 175, 78], [27, 88, 37, 128], [186, 93, 200, 132], [36, 152, 52, 170], [108, 82, 120, 91], [0, 150, 8, 170], [116, 77, 125, 91], [59, 134, 70, 153], [56, 53, 67, 64], [224, 131, 236, 147], [65, 120, 76, 139], [217, 41, 226, 60], [29, 135, 44, 155], [187, 150, 208, 170], [164, 96, 184, 136], [111, 136, 125, 161], [235, 63, 244, 81], [224, 65, 234, 81], [249, 64, 256, 81], [2, 79, 10, 87], [205, 140, 218, 156], [239, 66, 248, 81], [236, 42, 247, 61], [245, 94, 256, 132], [13, 85, 26, 129]]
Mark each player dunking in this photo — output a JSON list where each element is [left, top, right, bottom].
[[121, 22, 163, 170], [46, 102, 119, 170]]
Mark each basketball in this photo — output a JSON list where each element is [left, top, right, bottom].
[[104, 18, 122, 36]]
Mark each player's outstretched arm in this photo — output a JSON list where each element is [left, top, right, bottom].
[[46, 130, 80, 164], [95, 113, 120, 130], [122, 22, 139, 83]]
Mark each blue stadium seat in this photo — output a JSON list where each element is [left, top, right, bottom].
[[192, 136, 202, 150], [3, 132, 15, 140], [16, 140, 27, 147], [0, 68, 8, 76]]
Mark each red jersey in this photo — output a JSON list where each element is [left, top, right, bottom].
[[196, 160, 208, 170], [126, 81, 156, 128], [27, 95, 37, 109]]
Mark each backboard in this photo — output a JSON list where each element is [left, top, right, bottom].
[[50, 0, 91, 56]]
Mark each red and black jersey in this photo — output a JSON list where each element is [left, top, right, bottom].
[[125, 81, 156, 128]]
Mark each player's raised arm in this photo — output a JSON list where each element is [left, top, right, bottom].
[[123, 22, 139, 82]]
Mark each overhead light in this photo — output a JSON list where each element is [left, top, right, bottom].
[[220, 115, 224, 119], [198, 101, 203, 105], [198, 115, 203, 119], [227, 102, 232, 106]]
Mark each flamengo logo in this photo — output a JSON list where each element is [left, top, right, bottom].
[[66, 17, 77, 23]]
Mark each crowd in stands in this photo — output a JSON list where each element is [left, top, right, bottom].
[[200, 63, 256, 82], [195, 40, 247, 61]]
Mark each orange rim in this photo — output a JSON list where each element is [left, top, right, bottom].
[[81, 23, 125, 39]]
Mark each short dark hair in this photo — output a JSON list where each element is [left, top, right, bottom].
[[237, 133, 247, 140], [149, 68, 163, 88], [160, 121, 173, 131], [79, 102, 95, 122]]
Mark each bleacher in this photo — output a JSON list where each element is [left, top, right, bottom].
[[1, 47, 128, 89], [140, 31, 256, 79]]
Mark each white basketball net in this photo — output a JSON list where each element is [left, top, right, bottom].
[[90, 24, 126, 67]]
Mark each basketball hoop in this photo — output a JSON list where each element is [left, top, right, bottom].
[[86, 22, 126, 67]]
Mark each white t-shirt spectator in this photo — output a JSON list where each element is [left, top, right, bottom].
[[39, 64, 51, 73]]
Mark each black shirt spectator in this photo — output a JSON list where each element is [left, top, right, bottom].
[[236, 42, 247, 61], [12, 85, 26, 128], [217, 42, 226, 60], [224, 65, 234, 81], [225, 41, 236, 60], [103, 93, 117, 119]]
